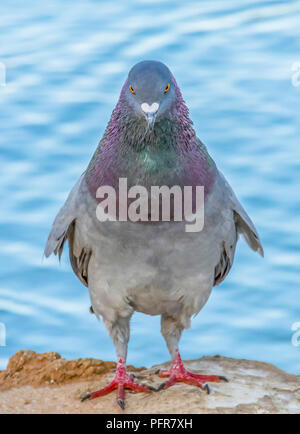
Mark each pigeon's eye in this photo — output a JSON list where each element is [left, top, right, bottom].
[[129, 84, 135, 94], [164, 83, 170, 93]]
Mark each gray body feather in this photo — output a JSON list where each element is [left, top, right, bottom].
[[45, 166, 263, 359], [45, 60, 264, 393]]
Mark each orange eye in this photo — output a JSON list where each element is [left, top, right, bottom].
[[129, 84, 135, 94], [164, 83, 170, 93]]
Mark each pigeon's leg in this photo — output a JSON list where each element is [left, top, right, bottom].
[[158, 314, 227, 393], [81, 315, 151, 409]]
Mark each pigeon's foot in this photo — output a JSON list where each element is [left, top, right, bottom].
[[156, 350, 228, 394], [81, 358, 151, 409]]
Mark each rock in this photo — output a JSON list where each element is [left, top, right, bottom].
[[0, 350, 142, 391], [0, 351, 299, 414]]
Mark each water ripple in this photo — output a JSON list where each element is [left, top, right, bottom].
[[0, 0, 299, 373]]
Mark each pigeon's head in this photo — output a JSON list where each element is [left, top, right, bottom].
[[124, 60, 176, 128]]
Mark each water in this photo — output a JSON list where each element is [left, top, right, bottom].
[[0, 0, 299, 374]]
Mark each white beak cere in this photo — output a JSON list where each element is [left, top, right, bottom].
[[141, 102, 159, 114]]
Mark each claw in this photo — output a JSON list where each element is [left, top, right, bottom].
[[117, 398, 125, 410], [219, 375, 228, 382], [155, 382, 166, 392], [81, 392, 92, 402], [80, 358, 151, 408], [146, 384, 158, 391], [155, 351, 227, 393], [204, 384, 210, 394]]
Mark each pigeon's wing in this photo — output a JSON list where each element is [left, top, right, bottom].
[[220, 171, 264, 257], [44, 173, 91, 287], [213, 171, 263, 286], [44, 175, 82, 259], [214, 240, 236, 286]]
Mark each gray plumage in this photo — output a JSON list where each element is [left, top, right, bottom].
[[45, 60, 263, 372]]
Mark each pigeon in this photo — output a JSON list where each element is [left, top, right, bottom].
[[45, 60, 263, 409]]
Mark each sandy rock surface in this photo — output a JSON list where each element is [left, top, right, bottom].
[[0, 350, 299, 414]]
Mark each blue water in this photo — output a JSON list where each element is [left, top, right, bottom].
[[0, 0, 299, 374]]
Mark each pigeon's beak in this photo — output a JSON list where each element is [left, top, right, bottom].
[[145, 113, 156, 128], [141, 102, 159, 129]]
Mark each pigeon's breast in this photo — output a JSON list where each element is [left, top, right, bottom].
[[85, 143, 216, 225], [75, 175, 233, 318], [84, 218, 217, 317]]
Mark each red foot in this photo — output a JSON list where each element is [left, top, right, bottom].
[[81, 358, 151, 409], [157, 351, 228, 393]]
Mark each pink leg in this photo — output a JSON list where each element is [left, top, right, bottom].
[[81, 358, 151, 409], [157, 350, 227, 393]]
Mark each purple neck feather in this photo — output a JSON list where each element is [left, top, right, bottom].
[[85, 76, 216, 200]]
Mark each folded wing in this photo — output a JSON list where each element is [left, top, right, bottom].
[[44, 174, 91, 287]]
